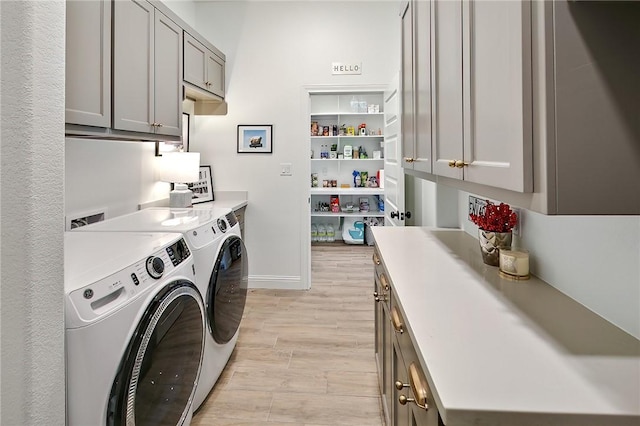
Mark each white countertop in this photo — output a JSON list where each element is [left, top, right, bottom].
[[372, 227, 640, 426], [140, 191, 247, 212]]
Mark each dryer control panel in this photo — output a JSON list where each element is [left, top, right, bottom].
[[65, 238, 193, 328]]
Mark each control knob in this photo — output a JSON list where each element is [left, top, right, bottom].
[[146, 256, 165, 279], [217, 218, 228, 233]]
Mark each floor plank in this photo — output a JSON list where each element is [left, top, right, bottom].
[[192, 244, 384, 425]]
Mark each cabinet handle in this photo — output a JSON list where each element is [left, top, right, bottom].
[[380, 274, 390, 291], [390, 307, 404, 334], [150, 122, 158, 127], [395, 380, 408, 390], [398, 363, 429, 410], [404, 157, 415, 163], [156, 123, 163, 128], [448, 159, 469, 168], [372, 252, 381, 265]]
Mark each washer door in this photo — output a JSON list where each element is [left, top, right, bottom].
[[107, 281, 204, 426], [208, 235, 248, 344]]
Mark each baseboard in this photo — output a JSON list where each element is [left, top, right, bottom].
[[248, 275, 308, 290]]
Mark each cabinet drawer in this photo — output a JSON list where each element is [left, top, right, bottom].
[[390, 294, 413, 365], [393, 307, 440, 425]]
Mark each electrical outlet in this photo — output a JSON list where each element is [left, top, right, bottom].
[[468, 196, 487, 219], [280, 163, 292, 176]]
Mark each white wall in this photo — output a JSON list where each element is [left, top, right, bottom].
[[163, 0, 197, 28], [454, 190, 640, 340], [191, 1, 400, 288], [65, 138, 168, 223], [0, 1, 66, 423]]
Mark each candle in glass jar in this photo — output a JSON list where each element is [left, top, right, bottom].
[[499, 249, 530, 278]]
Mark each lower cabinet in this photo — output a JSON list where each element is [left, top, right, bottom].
[[373, 250, 392, 424], [374, 248, 442, 426]]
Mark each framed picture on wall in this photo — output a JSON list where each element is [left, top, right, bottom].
[[187, 165, 214, 203], [237, 124, 273, 153]]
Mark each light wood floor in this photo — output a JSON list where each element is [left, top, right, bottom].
[[192, 244, 384, 425]]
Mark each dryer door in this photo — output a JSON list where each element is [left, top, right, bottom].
[[207, 235, 248, 344], [108, 281, 204, 426]]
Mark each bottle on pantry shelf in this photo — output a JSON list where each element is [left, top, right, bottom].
[[350, 96, 358, 112], [317, 224, 327, 242], [326, 224, 335, 242]]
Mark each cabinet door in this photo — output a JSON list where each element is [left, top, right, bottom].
[[431, 0, 464, 179], [413, 0, 432, 174], [400, 1, 415, 169], [184, 33, 207, 91], [462, 0, 533, 192], [113, 0, 154, 134], [393, 340, 410, 426], [206, 51, 225, 98], [154, 11, 182, 136], [65, 0, 111, 127]]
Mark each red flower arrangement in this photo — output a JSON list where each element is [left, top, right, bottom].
[[470, 200, 518, 233]]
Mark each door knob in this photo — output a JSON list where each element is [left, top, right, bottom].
[[390, 211, 399, 219], [399, 211, 412, 220]]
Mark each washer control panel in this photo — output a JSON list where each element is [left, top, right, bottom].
[[66, 238, 193, 327]]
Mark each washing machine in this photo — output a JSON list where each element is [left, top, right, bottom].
[[65, 231, 204, 426], [75, 207, 249, 410]]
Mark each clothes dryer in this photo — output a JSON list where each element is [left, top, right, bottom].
[[65, 231, 204, 426], [75, 207, 248, 410]]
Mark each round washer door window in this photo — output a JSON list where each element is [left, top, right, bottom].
[[108, 281, 204, 426], [208, 235, 248, 344]]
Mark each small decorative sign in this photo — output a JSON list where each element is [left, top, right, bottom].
[[332, 62, 362, 75]]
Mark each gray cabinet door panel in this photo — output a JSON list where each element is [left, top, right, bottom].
[[154, 11, 182, 136], [113, 0, 154, 134], [462, 0, 533, 192], [431, 0, 464, 179], [206, 52, 225, 98], [414, 0, 432, 174], [184, 33, 207, 91], [65, 0, 111, 127], [401, 1, 415, 169]]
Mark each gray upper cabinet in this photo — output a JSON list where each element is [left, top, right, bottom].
[[404, 0, 639, 214], [401, 0, 432, 174], [461, 0, 533, 192], [430, 0, 533, 192], [113, 0, 182, 137], [65, 0, 111, 128], [153, 10, 183, 136], [184, 32, 225, 99]]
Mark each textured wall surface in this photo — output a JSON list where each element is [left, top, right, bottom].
[[1, 1, 66, 423]]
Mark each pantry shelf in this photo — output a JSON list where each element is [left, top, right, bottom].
[[310, 188, 384, 195], [311, 211, 384, 218], [309, 90, 385, 245]]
